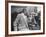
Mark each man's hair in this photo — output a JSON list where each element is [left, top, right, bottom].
[[19, 9, 24, 14]]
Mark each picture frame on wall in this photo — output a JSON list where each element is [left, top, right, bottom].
[[5, 1, 45, 36]]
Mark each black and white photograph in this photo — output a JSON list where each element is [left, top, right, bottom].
[[8, 2, 45, 35], [11, 6, 41, 31]]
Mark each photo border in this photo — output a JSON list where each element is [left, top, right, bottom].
[[5, 1, 45, 37]]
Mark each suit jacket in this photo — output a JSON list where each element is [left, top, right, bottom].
[[13, 13, 29, 31]]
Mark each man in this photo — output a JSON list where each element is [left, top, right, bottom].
[[13, 9, 29, 31]]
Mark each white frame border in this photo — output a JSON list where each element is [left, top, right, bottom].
[[8, 3, 43, 34]]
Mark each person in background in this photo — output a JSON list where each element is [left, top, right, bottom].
[[27, 12, 37, 30]]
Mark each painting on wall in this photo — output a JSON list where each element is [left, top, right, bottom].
[[5, 1, 45, 36]]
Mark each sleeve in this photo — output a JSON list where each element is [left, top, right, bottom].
[[13, 14, 20, 31]]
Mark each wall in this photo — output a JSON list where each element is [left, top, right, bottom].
[[0, 0, 46, 37]]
